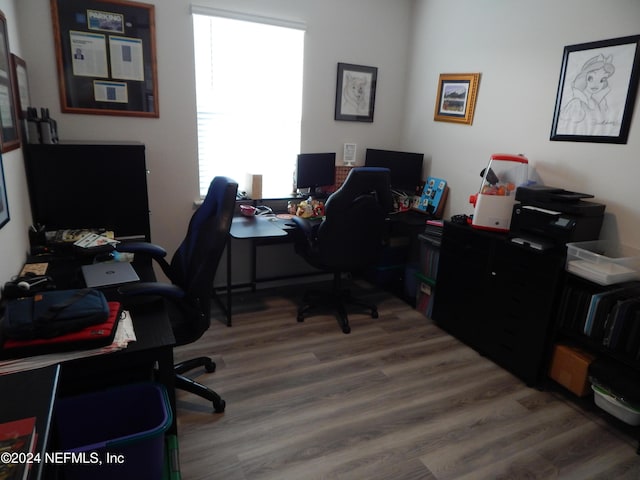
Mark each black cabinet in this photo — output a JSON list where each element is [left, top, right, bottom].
[[432, 221, 565, 386], [24, 142, 151, 241]]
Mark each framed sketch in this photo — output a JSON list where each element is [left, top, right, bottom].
[[0, 155, 9, 230], [550, 35, 640, 144], [335, 63, 377, 122], [434, 73, 480, 125], [11, 54, 30, 118], [50, 0, 159, 117], [0, 11, 20, 152]]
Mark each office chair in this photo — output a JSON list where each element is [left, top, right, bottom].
[[115, 176, 238, 413], [292, 167, 393, 334]]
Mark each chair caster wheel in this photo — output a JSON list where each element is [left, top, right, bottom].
[[371, 309, 379, 319], [297, 313, 305, 323], [205, 363, 216, 373], [342, 326, 351, 334], [213, 399, 226, 413]]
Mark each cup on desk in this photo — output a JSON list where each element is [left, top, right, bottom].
[[240, 204, 257, 217]]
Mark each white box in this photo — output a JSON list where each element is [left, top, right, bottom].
[[592, 385, 640, 426], [566, 240, 640, 285]]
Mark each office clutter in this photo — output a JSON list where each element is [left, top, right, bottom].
[[24, 107, 59, 144], [54, 382, 172, 480], [469, 153, 529, 232]]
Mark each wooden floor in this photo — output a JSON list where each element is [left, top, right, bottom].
[[174, 281, 640, 480]]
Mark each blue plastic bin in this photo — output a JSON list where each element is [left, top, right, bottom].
[[55, 382, 172, 480]]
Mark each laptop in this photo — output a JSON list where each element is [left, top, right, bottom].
[[81, 261, 140, 288]]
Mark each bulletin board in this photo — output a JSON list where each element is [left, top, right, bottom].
[[50, 0, 159, 117]]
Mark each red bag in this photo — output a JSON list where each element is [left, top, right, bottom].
[[0, 302, 122, 359]]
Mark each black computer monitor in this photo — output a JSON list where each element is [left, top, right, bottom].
[[364, 148, 424, 192], [296, 153, 336, 193]]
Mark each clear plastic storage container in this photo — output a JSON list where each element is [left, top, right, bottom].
[[566, 240, 640, 285]]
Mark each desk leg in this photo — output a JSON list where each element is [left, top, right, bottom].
[[156, 347, 177, 435], [226, 237, 233, 326], [251, 239, 257, 293]]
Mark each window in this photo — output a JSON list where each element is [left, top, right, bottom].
[[192, 10, 305, 198]]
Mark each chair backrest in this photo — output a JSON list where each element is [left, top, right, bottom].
[[169, 176, 238, 340], [316, 167, 393, 270]]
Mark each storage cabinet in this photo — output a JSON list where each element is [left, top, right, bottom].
[[24, 142, 151, 241], [552, 272, 640, 451], [432, 221, 565, 386]]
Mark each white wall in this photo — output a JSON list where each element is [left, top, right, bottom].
[[0, 0, 31, 284], [12, 0, 412, 280], [3, 0, 639, 287], [404, 0, 640, 248]]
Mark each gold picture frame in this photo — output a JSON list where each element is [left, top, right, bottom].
[[434, 73, 480, 125]]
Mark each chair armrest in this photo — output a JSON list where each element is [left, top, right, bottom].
[[291, 216, 315, 238], [118, 282, 185, 300], [115, 242, 167, 260], [115, 242, 172, 280]]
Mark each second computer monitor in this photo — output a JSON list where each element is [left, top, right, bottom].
[[364, 148, 424, 192], [296, 152, 336, 194]]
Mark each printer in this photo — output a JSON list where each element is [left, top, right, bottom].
[[509, 185, 605, 250]]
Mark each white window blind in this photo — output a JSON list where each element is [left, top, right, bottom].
[[192, 10, 305, 198]]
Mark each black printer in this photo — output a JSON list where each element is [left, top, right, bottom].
[[509, 185, 605, 250]]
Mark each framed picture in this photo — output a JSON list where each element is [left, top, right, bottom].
[[11, 54, 30, 118], [0, 11, 20, 152], [335, 62, 377, 122], [434, 73, 480, 125], [550, 35, 640, 144], [50, 0, 159, 117], [0, 155, 9, 230]]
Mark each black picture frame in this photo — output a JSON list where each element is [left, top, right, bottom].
[[551, 35, 640, 144], [51, 0, 159, 117], [0, 11, 20, 152], [0, 155, 9, 230], [335, 62, 377, 122]]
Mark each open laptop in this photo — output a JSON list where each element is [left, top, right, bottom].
[[81, 261, 140, 288]]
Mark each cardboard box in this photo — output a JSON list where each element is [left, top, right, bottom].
[[549, 344, 596, 397]]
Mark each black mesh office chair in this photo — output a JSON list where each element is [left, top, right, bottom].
[[292, 167, 393, 334], [116, 176, 238, 413]]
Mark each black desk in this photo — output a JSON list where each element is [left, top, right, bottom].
[[0, 365, 59, 480], [2, 255, 177, 435], [220, 216, 293, 326]]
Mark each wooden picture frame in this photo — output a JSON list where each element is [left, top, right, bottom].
[[434, 73, 480, 125], [0, 155, 9, 230], [550, 35, 640, 144], [335, 62, 377, 122], [50, 0, 159, 117], [0, 11, 20, 152], [11, 54, 30, 118]]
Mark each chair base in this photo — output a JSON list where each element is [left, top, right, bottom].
[[174, 356, 225, 413], [296, 274, 379, 334]]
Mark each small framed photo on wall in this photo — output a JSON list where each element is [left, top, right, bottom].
[[335, 62, 377, 122], [434, 73, 480, 125]]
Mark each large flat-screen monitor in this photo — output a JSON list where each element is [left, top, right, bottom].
[[296, 152, 336, 192], [24, 142, 151, 241], [364, 148, 424, 192]]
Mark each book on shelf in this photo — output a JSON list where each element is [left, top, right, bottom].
[[0, 416, 37, 480]]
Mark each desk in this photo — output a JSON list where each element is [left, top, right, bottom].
[[0, 365, 59, 480], [220, 216, 293, 326], [2, 256, 177, 436]]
